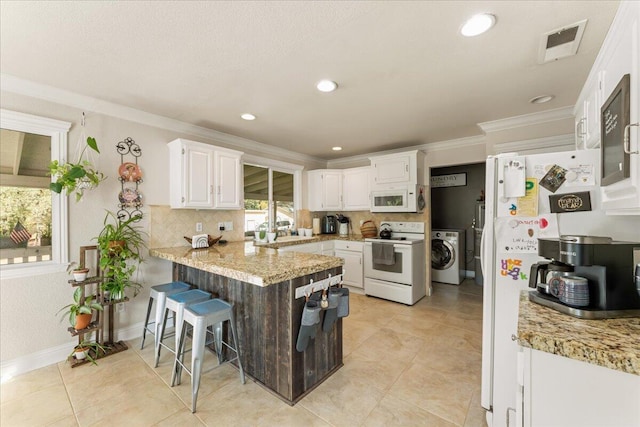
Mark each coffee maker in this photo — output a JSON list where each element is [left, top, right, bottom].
[[529, 235, 640, 319], [321, 215, 337, 234]]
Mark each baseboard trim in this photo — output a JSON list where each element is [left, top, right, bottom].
[[1, 321, 146, 381]]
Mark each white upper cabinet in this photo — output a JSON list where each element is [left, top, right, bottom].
[[214, 149, 243, 209], [308, 167, 371, 211], [168, 138, 243, 210], [369, 150, 424, 188], [342, 166, 370, 210], [581, 1, 640, 213], [308, 169, 342, 211], [574, 71, 604, 150]]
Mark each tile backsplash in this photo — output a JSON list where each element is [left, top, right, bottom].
[[149, 205, 245, 248]]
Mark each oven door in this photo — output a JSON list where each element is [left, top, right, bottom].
[[364, 242, 413, 285]]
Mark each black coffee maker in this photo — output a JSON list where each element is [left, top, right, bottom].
[[321, 215, 337, 234], [529, 235, 640, 318]]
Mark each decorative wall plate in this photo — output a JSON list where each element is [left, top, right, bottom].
[[118, 162, 142, 182], [118, 188, 142, 206]]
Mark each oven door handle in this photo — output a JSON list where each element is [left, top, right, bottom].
[[364, 242, 412, 250]]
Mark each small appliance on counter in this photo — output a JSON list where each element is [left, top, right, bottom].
[[528, 235, 640, 319], [321, 215, 337, 234], [379, 223, 392, 239], [336, 214, 350, 236]]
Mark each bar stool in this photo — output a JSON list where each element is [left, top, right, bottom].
[[140, 281, 191, 350], [154, 289, 212, 367], [171, 299, 245, 413]]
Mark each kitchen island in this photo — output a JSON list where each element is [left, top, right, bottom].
[[150, 242, 344, 404]]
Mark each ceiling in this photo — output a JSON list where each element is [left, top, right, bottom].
[[0, 1, 619, 160]]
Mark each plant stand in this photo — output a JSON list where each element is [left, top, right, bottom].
[[66, 246, 129, 367]]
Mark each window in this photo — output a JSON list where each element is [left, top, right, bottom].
[[242, 156, 302, 240], [0, 109, 70, 278]]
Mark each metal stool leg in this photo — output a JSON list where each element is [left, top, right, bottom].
[[171, 321, 188, 387], [154, 307, 170, 368], [229, 310, 245, 384], [190, 317, 207, 413], [141, 296, 155, 349]]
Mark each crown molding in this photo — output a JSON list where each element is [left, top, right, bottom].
[[327, 134, 486, 168], [0, 73, 324, 166], [420, 134, 485, 152], [478, 106, 574, 134], [493, 133, 575, 154]]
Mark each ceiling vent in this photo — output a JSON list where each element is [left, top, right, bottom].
[[538, 19, 587, 64]]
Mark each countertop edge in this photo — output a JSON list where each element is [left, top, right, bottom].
[[517, 291, 640, 376]]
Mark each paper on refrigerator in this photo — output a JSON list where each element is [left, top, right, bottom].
[[494, 214, 558, 254]]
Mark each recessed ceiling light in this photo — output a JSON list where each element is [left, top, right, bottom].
[[241, 113, 256, 120], [317, 80, 338, 93], [529, 95, 555, 104], [332, 146, 343, 151], [461, 13, 496, 37]]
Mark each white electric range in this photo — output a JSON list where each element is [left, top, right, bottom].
[[363, 221, 427, 305]]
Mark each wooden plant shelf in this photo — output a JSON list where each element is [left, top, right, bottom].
[[68, 276, 104, 287], [67, 321, 100, 337], [68, 340, 129, 368]]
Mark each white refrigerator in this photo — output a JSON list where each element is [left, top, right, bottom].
[[479, 149, 640, 427]]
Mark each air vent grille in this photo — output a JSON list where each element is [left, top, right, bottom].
[[538, 19, 588, 63]]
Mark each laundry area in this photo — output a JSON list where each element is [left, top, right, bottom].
[[430, 163, 486, 286]]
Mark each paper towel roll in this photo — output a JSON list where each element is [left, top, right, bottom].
[[312, 218, 320, 235]]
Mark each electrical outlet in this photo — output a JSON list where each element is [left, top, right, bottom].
[[116, 303, 125, 313], [224, 221, 233, 231], [196, 222, 203, 232], [218, 222, 225, 231]]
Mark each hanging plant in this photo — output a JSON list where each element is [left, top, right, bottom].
[[48, 136, 105, 201]]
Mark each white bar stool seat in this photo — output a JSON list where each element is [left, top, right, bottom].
[[171, 298, 245, 413], [155, 289, 211, 367], [140, 281, 191, 350]]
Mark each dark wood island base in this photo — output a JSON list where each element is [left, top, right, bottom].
[[173, 263, 344, 405]]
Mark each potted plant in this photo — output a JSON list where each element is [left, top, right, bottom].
[[67, 261, 90, 282], [70, 340, 109, 365], [95, 211, 146, 301], [58, 287, 104, 330], [48, 136, 105, 201]]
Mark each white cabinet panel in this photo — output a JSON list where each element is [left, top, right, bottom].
[[369, 150, 424, 188], [307, 170, 342, 211], [168, 138, 243, 210], [214, 149, 243, 209], [343, 167, 370, 210], [522, 348, 640, 427]]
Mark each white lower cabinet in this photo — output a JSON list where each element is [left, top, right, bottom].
[[521, 347, 640, 427], [278, 242, 321, 254], [334, 240, 363, 289]]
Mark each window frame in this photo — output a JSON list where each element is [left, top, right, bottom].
[[242, 154, 302, 234], [0, 109, 71, 279]]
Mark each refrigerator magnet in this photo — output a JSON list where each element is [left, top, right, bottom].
[[539, 164, 568, 193], [549, 191, 592, 213]]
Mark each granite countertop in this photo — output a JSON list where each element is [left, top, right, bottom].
[[150, 241, 343, 287], [517, 291, 640, 375], [254, 234, 365, 249]]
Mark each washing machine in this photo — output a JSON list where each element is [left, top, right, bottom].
[[431, 229, 465, 285]]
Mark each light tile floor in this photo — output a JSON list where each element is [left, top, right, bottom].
[[1, 280, 488, 427]]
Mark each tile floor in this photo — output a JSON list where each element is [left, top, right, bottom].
[[1, 280, 488, 427]]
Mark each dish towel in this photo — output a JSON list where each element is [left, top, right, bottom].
[[372, 242, 395, 265]]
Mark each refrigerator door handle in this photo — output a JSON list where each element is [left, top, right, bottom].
[[480, 226, 487, 277]]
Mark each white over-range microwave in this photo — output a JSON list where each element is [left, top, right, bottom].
[[370, 184, 426, 213]]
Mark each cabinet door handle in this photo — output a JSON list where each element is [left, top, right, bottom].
[[623, 123, 639, 154], [210, 185, 213, 195]]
